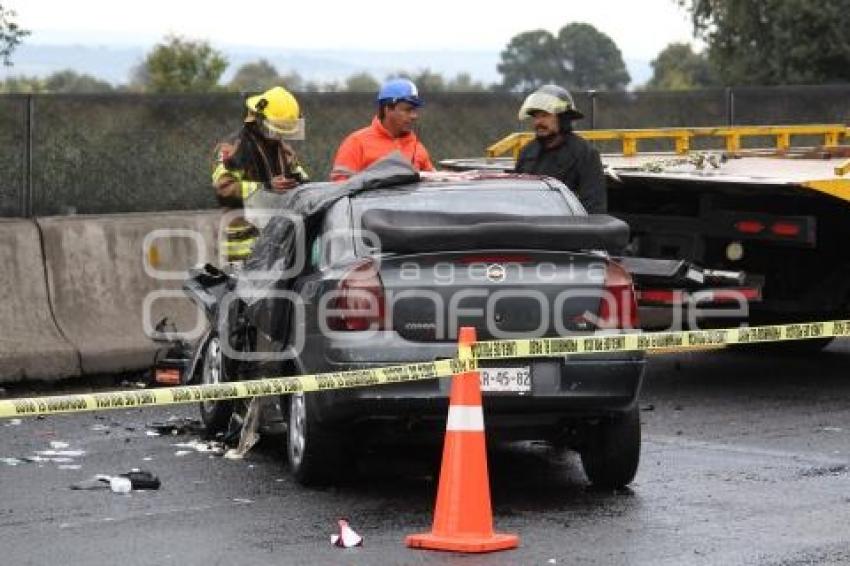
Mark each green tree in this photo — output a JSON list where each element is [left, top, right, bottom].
[[498, 23, 629, 91], [387, 69, 447, 92], [43, 69, 113, 92], [344, 71, 379, 92], [412, 69, 446, 92], [680, 0, 850, 85], [279, 70, 304, 92], [645, 43, 718, 90], [228, 59, 279, 91], [447, 72, 487, 92], [139, 35, 227, 93], [0, 74, 42, 92], [556, 23, 630, 91], [0, 4, 28, 66], [497, 30, 562, 91]]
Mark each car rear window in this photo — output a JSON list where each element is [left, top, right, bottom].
[[351, 185, 580, 219]]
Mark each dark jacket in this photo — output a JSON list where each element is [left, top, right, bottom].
[[514, 134, 607, 213]]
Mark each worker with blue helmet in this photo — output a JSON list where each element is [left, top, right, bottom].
[[377, 78, 424, 107], [331, 78, 434, 180]]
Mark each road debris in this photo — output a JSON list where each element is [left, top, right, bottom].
[[70, 469, 160, 492], [106, 475, 132, 493], [331, 519, 363, 548], [223, 398, 261, 460], [36, 449, 85, 458], [121, 469, 161, 489], [147, 417, 204, 436], [173, 439, 225, 454]]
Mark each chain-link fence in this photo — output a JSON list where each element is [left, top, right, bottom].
[[30, 94, 242, 216], [3, 85, 850, 217], [0, 95, 29, 217]]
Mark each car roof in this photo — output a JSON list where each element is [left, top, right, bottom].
[[350, 173, 559, 199]]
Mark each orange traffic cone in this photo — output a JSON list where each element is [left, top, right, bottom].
[[406, 326, 519, 553]]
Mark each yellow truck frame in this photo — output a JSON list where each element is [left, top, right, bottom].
[[440, 124, 850, 345], [484, 124, 850, 203]]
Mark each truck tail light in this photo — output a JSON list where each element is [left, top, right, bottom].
[[770, 221, 801, 237], [735, 220, 765, 234]]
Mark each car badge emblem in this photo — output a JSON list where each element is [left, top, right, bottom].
[[486, 264, 506, 282]]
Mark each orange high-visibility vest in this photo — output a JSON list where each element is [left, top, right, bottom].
[[330, 117, 434, 181]]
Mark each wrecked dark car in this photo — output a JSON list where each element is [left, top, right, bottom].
[[181, 157, 646, 488]]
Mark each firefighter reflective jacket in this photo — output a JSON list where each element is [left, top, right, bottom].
[[212, 128, 308, 261], [330, 117, 434, 181]]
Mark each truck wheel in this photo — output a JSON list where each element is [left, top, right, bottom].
[[580, 406, 641, 489], [198, 334, 234, 434], [286, 392, 349, 486]]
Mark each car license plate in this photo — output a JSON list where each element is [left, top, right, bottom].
[[480, 367, 531, 393]]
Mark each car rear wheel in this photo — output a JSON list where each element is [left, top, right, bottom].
[[580, 406, 641, 489], [286, 392, 349, 486], [198, 334, 234, 434]]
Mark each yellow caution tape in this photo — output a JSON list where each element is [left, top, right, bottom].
[[1, 319, 848, 419], [471, 320, 850, 360], [0, 359, 475, 419]]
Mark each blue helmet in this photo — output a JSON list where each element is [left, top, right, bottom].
[[377, 78, 423, 108]]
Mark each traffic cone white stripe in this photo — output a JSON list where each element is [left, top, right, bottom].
[[446, 405, 484, 432]]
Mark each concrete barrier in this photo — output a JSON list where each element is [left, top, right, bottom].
[[0, 219, 80, 382], [38, 211, 219, 375]]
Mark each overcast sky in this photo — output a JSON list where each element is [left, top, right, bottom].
[[15, 0, 698, 60]]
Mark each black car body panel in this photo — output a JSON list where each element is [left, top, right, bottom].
[[261, 172, 647, 442]]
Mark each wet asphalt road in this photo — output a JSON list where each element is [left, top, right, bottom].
[[2, 343, 850, 566]]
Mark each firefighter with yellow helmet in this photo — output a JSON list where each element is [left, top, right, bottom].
[[212, 86, 309, 263]]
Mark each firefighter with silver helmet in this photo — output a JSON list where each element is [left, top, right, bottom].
[[515, 84, 606, 213], [212, 86, 309, 263]]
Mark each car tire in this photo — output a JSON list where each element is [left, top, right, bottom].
[[286, 392, 349, 486], [198, 333, 234, 434], [580, 405, 641, 489]]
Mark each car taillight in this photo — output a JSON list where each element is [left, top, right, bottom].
[[597, 262, 639, 330], [327, 260, 388, 331], [735, 220, 765, 234], [770, 221, 801, 237]]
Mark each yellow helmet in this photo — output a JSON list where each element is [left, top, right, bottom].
[[245, 86, 305, 140]]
